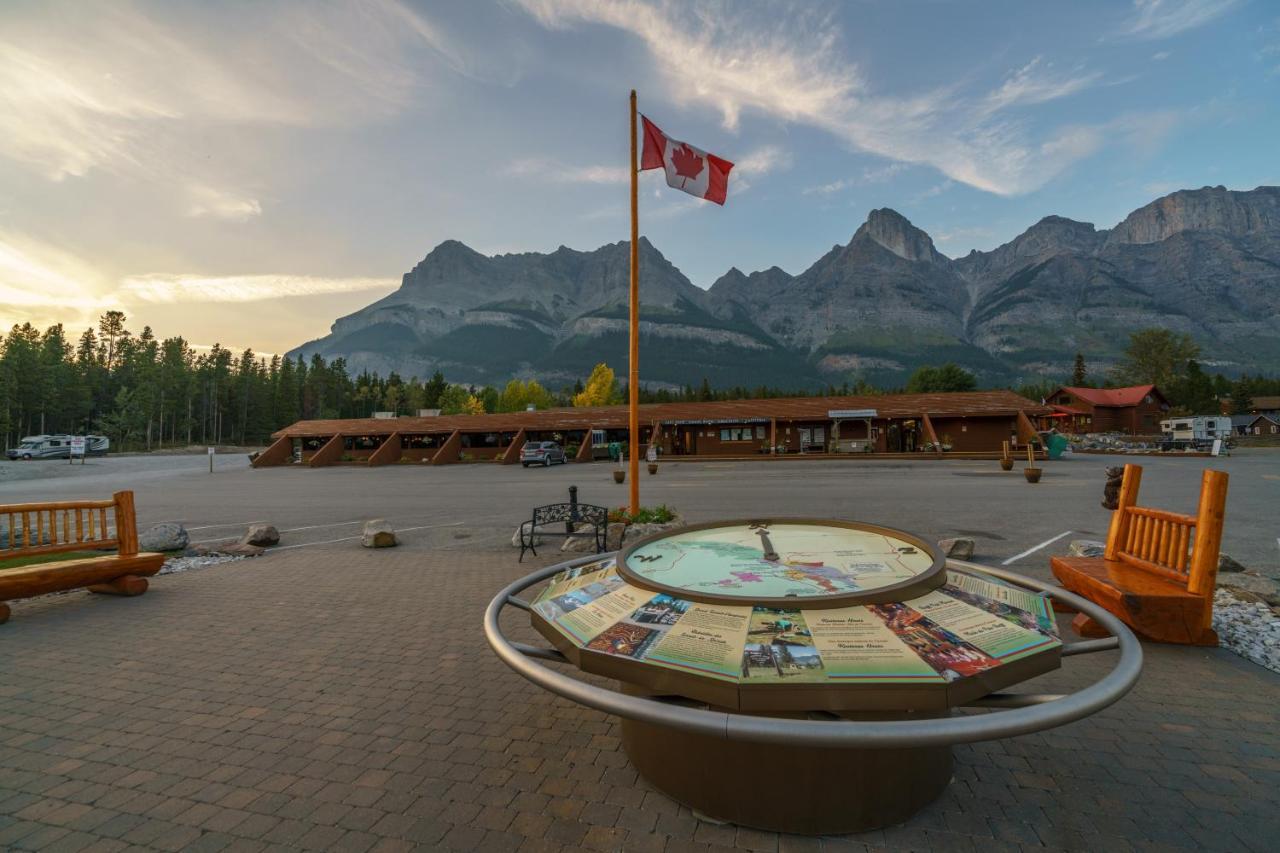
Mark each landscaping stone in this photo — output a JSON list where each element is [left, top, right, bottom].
[[1068, 539, 1106, 558], [139, 522, 189, 552], [159, 553, 245, 576], [938, 537, 975, 560], [240, 523, 279, 547], [362, 519, 397, 548], [512, 523, 549, 547], [1217, 572, 1280, 606], [1218, 553, 1247, 573], [1213, 588, 1280, 673], [193, 542, 265, 558]]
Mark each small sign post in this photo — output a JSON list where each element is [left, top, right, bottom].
[[70, 436, 86, 465], [208, 446, 215, 473]]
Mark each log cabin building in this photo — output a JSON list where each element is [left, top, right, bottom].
[[1039, 385, 1170, 436], [253, 390, 1050, 468]]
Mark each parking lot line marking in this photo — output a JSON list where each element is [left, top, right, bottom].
[[1001, 530, 1072, 566], [280, 521, 363, 533], [267, 522, 464, 551], [182, 521, 266, 531]]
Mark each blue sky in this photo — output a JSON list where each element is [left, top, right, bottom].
[[1, 0, 1277, 353]]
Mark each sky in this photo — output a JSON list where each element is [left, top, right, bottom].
[[2, 0, 1278, 355]]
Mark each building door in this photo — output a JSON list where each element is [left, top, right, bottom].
[[682, 428, 696, 455]]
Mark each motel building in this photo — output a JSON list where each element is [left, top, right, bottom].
[[251, 390, 1050, 468]]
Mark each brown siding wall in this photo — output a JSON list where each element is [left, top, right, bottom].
[[930, 417, 1017, 452]]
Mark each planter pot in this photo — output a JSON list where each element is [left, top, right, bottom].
[[648, 463, 659, 475], [999, 458, 1014, 471], [1024, 467, 1043, 483], [613, 470, 626, 484]]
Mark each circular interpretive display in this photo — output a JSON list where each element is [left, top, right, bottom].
[[618, 519, 945, 608]]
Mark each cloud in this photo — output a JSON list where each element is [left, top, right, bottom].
[[733, 145, 791, 177], [982, 58, 1102, 115], [0, 231, 113, 328], [1116, 0, 1240, 41], [514, 1, 1108, 196], [1152, 50, 1172, 60], [803, 162, 907, 195], [0, 0, 471, 218], [503, 158, 629, 184], [185, 186, 263, 222], [114, 274, 397, 304]]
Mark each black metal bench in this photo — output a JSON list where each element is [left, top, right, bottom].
[[519, 502, 609, 562]]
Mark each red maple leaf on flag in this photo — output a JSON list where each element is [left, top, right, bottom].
[[671, 143, 704, 182]]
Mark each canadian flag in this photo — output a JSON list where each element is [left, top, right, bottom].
[[640, 115, 733, 205]]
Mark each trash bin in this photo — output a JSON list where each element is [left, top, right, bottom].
[[608, 441, 621, 461], [1046, 432, 1069, 460]]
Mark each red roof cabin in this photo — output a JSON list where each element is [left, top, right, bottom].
[[1042, 385, 1170, 435]]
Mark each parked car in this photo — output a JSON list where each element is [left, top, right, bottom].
[[520, 441, 566, 467]]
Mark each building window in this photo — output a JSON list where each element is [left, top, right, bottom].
[[755, 425, 766, 439], [719, 427, 755, 442]]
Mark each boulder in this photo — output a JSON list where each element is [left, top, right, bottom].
[[1218, 553, 1247, 574], [1217, 572, 1280, 606], [362, 519, 397, 548], [192, 542, 264, 558], [938, 537, 975, 560], [139, 522, 189, 552], [619, 520, 684, 547], [1068, 539, 1106, 558], [514, 523, 559, 548], [240, 523, 279, 547]]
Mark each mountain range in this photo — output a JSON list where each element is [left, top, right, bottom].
[[288, 185, 1280, 389]]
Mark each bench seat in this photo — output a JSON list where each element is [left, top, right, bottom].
[[1051, 555, 1216, 646], [0, 552, 165, 601]]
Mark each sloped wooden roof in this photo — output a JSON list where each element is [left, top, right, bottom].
[[272, 390, 1048, 439]]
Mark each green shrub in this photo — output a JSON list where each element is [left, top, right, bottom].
[[609, 504, 677, 525]]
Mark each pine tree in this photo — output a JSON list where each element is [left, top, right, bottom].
[[1071, 353, 1087, 386]]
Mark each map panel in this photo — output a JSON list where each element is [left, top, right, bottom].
[[625, 523, 933, 600]]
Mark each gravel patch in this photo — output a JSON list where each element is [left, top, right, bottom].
[[159, 554, 247, 576], [1213, 589, 1280, 674]]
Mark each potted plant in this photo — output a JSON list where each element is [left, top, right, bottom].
[[648, 462, 658, 475], [613, 453, 626, 483], [941, 434, 953, 452], [999, 440, 1013, 471]]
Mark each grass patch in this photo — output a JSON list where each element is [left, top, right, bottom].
[[0, 550, 107, 571]]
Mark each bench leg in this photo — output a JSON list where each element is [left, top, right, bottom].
[[1070, 613, 1110, 639], [0, 602, 9, 625], [88, 575, 149, 596]]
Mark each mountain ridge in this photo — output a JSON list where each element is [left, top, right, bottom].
[[290, 185, 1280, 388]]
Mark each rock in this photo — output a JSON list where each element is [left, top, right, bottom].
[[619, 520, 684, 547], [938, 537, 975, 560], [606, 522, 628, 552], [139, 522, 189, 552], [1068, 539, 1106, 558], [191, 542, 264, 558], [512, 523, 550, 548], [1217, 573, 1280, 606], [1218, 553, 1247, 573], [240, 523, 279, 547], [362, 519, 397, 548]]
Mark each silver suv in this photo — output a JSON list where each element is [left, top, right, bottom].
[[520, 441, 566, 467]]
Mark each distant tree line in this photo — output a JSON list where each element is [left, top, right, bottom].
[[4, 317, 1277, 451]]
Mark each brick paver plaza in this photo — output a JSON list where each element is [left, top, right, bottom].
[[2, 541, 1279, 852]]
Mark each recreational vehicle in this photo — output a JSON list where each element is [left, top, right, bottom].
[[5, 435, 109, 460]]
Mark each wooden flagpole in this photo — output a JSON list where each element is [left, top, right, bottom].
[[628, 89, 640, 514]]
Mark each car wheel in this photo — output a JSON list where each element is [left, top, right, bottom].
[[22, 453, 31, 460], [522, 462, 529, 468], [544, 457, 551, 467]]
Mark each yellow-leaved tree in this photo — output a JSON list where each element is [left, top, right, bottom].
[[573, 363, 619, 407], [463, 394, 486, 415]]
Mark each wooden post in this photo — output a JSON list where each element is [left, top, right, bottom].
[[576, 430, 595, 463], [1001, 440, 1009, 461], [252, 434, 294, 468], [1026, 445, 1034, 466], [430, 430, 463, 465], [920, 413, 941, 455], [367, 432, 403, 467], [628, 89, 640, 514], [770, 418, 777, 454], [114, 491, 139, 557], [500, 429, 527, 464], [1103, 464, 1143, 561], [1016, 409, 1039, 447], [1187, 469, 1229, 602]]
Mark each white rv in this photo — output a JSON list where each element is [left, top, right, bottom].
[[1160, 416, 1232, 443], [6, 435, 109, 460]]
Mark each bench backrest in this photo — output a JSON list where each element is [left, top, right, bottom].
[[533, 502, 608, 526], [0, 491, 139, 560], [1104, 464, 1227, 597]]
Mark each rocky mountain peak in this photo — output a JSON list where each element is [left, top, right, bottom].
[[854, 208, 946, 264], [1107, 185, 1280, 246]]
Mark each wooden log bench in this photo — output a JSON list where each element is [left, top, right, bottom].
[[1051, 464, 1227, 645], [0, 491, 165, 625]]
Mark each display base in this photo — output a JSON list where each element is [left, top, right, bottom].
[[618, 688, 953, 835]]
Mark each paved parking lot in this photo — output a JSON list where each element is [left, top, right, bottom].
[[2, 450, 1277, 577], [2, 540, 1279, 852]]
